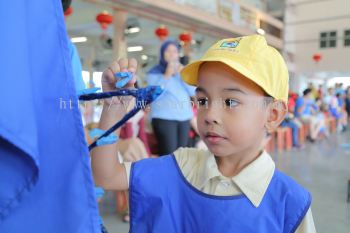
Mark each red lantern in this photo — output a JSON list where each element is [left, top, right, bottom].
[[313, 53, 322, 63], [64, 7, 73, 17], [96, 11, 113, 30], [179, 32, 192, 44], [155, 25, 169, 41]]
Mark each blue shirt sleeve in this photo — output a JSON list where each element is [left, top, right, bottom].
[[68, 41, 86, 92]]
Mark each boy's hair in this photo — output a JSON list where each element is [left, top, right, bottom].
[[181, 35, 289, 103], [303, 88, 312, 96]]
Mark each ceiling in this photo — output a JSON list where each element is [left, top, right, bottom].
[[65, 0, 218, 73]]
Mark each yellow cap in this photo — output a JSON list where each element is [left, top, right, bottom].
[[181, 35, 289, 102]]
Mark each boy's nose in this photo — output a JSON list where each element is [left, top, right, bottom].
[[204, 105, 221, 125], [205, 117, 219, 125]]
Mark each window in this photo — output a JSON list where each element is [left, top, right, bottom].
[[319, 31, 337, 48], [344, 30, 350, 46]]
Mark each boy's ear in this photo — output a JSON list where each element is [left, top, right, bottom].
[[265, 100, 287, 133]]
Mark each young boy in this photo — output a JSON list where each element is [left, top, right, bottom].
[[91, 35, 316, 232]]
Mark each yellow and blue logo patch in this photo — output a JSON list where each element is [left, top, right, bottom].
[[220, 38, 241, 48]]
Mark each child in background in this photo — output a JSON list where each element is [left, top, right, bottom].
[[295, 89, 322, 142], [314, 98, 329, 138], [91, 35, 316, 232], [330, 92, 347, 132]]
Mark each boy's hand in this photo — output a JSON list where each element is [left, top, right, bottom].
[[102, 58, 138, 113]]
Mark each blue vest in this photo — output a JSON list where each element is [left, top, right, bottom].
[[129, 155, 311, 233]]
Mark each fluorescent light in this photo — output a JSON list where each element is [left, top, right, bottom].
[[71, 37, 87, 43], [125, 27, 140, 34], [141, 55, 148, 60], [256, 28, 265, 35], [127, 46, 143, 52]]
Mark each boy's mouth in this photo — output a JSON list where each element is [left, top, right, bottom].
[[205, 132, 226, 144]]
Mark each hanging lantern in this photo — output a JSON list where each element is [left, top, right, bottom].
[[155, 25, 169, 41], [179, 32, 192, 44], [312, 53, 322, 63], [64, 7, 73, 17], [96, 11, 113, 30]]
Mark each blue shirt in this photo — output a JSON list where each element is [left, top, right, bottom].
[[338, 97, 344, 107], [295, 97, 313, 117], [335, 88, 345, 96], [294, 97, 304, 118], [146, 72, 195, 121]]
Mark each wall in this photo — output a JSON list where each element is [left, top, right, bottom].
[[284, 0, 350, 90]]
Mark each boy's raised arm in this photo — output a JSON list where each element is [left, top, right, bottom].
[[91, 58, 137, 191]]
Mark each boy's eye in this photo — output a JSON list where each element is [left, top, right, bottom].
[[196, 98, 208, 106], [225, 99, 239, 108]]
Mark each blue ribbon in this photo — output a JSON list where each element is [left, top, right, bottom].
[[89, 129, 118, 146], [94, 187, 105, 199], [79, 86, 163, 151], [115, 72, 133, 88], [77, 87, 101, 97]]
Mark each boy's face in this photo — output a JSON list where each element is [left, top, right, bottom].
[[195, 62, 271, 158]]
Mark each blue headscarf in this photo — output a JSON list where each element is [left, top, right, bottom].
[[148, 40, 180, 74]]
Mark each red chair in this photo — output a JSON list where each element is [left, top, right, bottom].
[[276, 128, 287, 153], [285, 128, 293, 151], [303, 123, 311, 138], [330, 117, 337, 133], [265, 133, 275, 153], [298, 125, 306, 144]]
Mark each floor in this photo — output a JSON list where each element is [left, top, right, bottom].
[[99, 131, 350, 233]]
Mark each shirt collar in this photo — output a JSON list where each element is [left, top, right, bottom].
[[198, 151, 275, 208], [197, 150, 221, 190]]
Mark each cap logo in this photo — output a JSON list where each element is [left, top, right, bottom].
[[220, 38, 241, 48]]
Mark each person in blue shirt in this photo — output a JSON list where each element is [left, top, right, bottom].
[[146, 40, 195, 155], [335, 83, 345, 96], [334, 93, 348, 132], [346, 88, 350, 120]]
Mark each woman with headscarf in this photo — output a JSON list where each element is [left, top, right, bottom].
[[146, 40, 195, 155]]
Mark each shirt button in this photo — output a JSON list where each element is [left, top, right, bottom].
[[221, 181, 231, 187]]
